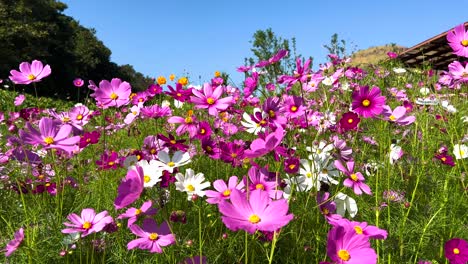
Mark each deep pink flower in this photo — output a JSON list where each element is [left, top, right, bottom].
[[447, 24, 468, 58], [127, 218, 175, 253], [167, 111, 199, 138], [19, 117, 80, 153], [351, 86, 386, 118], [205, 176, 245, 204], [96, 151, 119, 170], [339, 112, 360, 131], [62, 208, 113, 237], [117, 200, 157, 227], [218, 189, 293, 234], [445, 238, 468, 264], [327, 225, 377, 264], [387, 52, 398, 59], [330, 218, 388, 240], [381, 105, 415, 126], [5, 228, 24, 257], [114, 165, 145, 210], [79, 131, 100, 149], [190, 83, 233, 116], [244, 126, 285, 158], [281, 95, 305, 119], [9, 60, 51, 85], [93, 78, 131, 108], [278, 57, 311, 89]]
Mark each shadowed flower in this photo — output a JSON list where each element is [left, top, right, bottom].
[[62, 208, 113, 237], [114, 165, 145, 210], [5, 228, 24, 257], [73, 78, 84, 87], [9, 60, 51, 85], [218, 189, 293, 234], [14, 94, 25, 106], [127, 218, 176, 253]]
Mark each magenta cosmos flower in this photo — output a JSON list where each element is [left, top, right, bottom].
[[334, 160, 372, 195], [447, 23, 468, 58], [351, 86, 386, 118], [5, 228, 24, 257], [62, 208, 113, 237], [118, 200, 157, 227], [114, 165, 145, 210], [93, 78, 131, 108], [327, 225, 377, 264], [127, 218, 175, 253], [218, 189, 293, 234], [445, 238, 468, 264], [9, 60, 51, 85], [20, 117, 80, 153], [190, 83, 233, 116], [381, 105, 415, 126], [339, 112, 360, 131], [205, 176, 245, 204]]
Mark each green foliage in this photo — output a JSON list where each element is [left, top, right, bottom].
[[0, 0, 152, 101]]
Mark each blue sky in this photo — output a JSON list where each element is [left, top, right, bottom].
[[61, 0, 467, 86]]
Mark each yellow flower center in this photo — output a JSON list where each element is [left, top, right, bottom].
[[230, 153, 237, 158], [206, 146, 212, 152], [167, 161, 175, 167], [44, 136, 54, 145], [347, 118, 354, 124], [149, 233, 159, 240], [461, 40, 468, 47], [362, 99, 370, 107], [132, 111, 137, 115], [137, 155, 141, 160], [288, 164, 296, 170], [170, 140, 176, 144], [62, 117, 70, 122], [441, 157, 447, 162], [110, 92, 119, 100], [108, 161, 115, 166], [290, 106, 298, 112], [27, 74, 36, 80], [82, 221, 92, 229], [338, 249, 351, 261], [389, 115, 396, 121], [135, 209, 142, 215], [186, 184, 195, 192], [306, 172, 312, 178], [206, 97, 215, 105], [222, 189, 231, 197], [150, 148, 156, 154], [185, 117, 193, 124], [177, 92, 182, 97], [255, 183, 265, 190], [248, 214, 261, 224], [144, 175, 151, 183], [460, 150, 465, 156], [322, 208, 329, 215], [453, 247, 460, 254], [350, 173, 358, 181], [86, 138, 91, 143], [76, 114, 83, 120], [268, 110, 276, 118], [200, 128, 206, 134], [354, 226, 363, 235]]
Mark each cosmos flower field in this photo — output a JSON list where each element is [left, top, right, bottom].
[[0, 24, 467, 264]]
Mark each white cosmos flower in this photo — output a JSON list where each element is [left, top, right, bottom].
[[441, 100, 457, 113], [322, 76, 333, 86], [175, 168, 210, 200], [154, 150, 191, 173], [389, 144, 403, 164], [334, 192, 358, 218], [161, 100, 171, 107], [306, 140, 334, 162], [240, 108, 266, 135], [393, 67, 406, 74], [137, 159, 163, 188], [453, 144, 468, 160], [419, 87, 430, 96], [174, 100, 184, 108]]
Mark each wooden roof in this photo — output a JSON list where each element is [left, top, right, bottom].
[[399, 22, 468, 70]]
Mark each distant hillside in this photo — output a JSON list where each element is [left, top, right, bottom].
[[351, 44, 406, 66]]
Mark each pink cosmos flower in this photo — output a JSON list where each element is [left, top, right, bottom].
[[205, 176, 245, 204], [351, 86, 386, 118], [244, 126, 285, 158], [5, 228, 24, 257], [14, 94, 25, 106], [19, 117, 80, 153], [73, 78, 84, 87], [330, 218, 388, 240], [190, 83, 233, 116], [334, 160, 372, 195], [448, 61, 468, 83], [218, 189, 293, 234], [117, 200, 158, 227], [327, 225, 377, 264], [381, 105, 415, 126], [167, 111, 198, 138], [127, 218, 176, 253], [114, 165, 145, 210], [62, 208, 113, 237], [93, 78, 131, 108], [9, 60, 51, 85], [447, 23, 468, 58]]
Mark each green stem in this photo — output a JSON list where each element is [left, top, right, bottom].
[[244, 231, 249, 264]]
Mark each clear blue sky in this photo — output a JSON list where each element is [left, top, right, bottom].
[[61, 0, 467, 86]]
